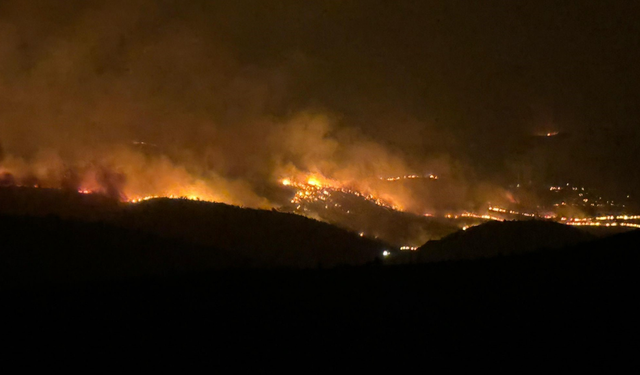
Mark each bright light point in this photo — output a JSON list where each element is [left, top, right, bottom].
[[281, 179, 291, 186], [359, 232, 364, 237], [382, 250, 390, 257], [462, 226, 469, 231]]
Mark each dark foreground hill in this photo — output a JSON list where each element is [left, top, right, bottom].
[[0, 189, 390, 286], [0, 187, 391, 267], [115, 198, 390, 268], [0, 186, 122, 219], [409, 220, 595, 262], [0, 186, 441, 252], [0, 214, 245, 287], [3, 229, 639, 361]]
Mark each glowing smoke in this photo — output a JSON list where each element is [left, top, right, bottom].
[[0, 0, 512, 216]]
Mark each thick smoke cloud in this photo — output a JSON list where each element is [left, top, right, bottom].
[[0, 0, 470, 211], [1, 0, 636, 212]]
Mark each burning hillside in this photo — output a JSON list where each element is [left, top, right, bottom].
[[280, 175, 401, 211], [1, 101, 479, 248], [0, 145, 270, 207], [3, 0, 632, 247], [2, 143, 638, 249], [274, 173, 459, 246], [0, 148, 462, 246]]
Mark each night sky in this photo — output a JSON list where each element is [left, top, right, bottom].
[[1, 0, 639, 200]]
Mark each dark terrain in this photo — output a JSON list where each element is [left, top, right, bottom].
[[1, 187, 638, 359], [410, 220, 596, 262], [0, 187, 390, 275]]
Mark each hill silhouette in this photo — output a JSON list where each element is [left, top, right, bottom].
[[0, 186, 121, 219], [1, 185, 638, 358], [0, 188, 391, 287], [0, 185, 456, 248], [115, 198, 390, 268], [410, 220, 595, 262], [0, 214, 246, 287]]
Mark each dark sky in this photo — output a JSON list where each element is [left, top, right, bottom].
[[1, 0, 639, 198], [218, 0, 640, 190]]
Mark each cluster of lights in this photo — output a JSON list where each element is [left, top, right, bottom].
[[548, 184, 627, 209], [381, 174, 438, 182], [550, 185, 585, 192], [444, 212, 504, 221], [621, 223, 640, 229], [400, 246, 418, 251], [488, 206, 540, 218], [561, 216, 640, 223], [614, 215, 640, 220], [445, 204, 640, 233], [558, 214, 640, 230], [567, 222, 640, 229]]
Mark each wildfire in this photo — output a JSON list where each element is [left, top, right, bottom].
[[4, 150, 640, 240], [0, 176, 222, 205], [307, 177, 322, 187], [279, 173, 402, 211], [489, 206, 538, 218], [128, 194, 206, 203], [70, 186, 215, 204], [381, 174, 438, 182], [445, 212, 504, 222]]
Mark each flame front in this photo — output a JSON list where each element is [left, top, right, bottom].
[[0, 146, 270, 208], [279, 172, 404, 211]]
